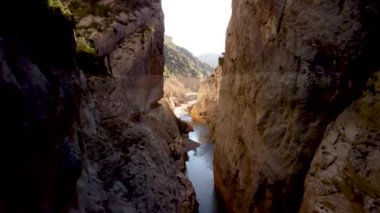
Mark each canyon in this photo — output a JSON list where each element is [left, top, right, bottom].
[[0, 0, 379, 213], [212, 0, 380, 212]]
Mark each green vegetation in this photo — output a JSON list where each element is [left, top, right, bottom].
[[65, 0, 135, 34], [47, 0, 97, 56], [67, 0, 111, 19], [164, 66, 172, 78], [48, 0, 72, 17], [66, 0, 138, 20], [164, 36, 213, 79], [76, 36, 96, 55]]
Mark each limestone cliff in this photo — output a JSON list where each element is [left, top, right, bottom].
[[0, 0, 197, 212], [187, 57, 223, 140], [300, 70, 380, 213], [65, 0, 165, 113], [214, 0, 380, 212], [65, 0, 198, 212], [190, 66, 222, 141]]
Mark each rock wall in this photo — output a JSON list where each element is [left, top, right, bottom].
[[0, 0, 197, 212], [191, 65, 222, 123], [300, 70, 380, 213], [214, 0, 380, 212], [0, 1, 82, 211], [76, 99, 197, 212], [190, 65, 222, 142], [68, 0, 165, 114], [68, 0, 198, 212]]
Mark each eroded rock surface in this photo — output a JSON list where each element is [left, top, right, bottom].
[[191, 66, 222, 124], [66, 0, 165, 113], [0, 0, 197, 212], [67, 0, 198, 212], [190, 66, 222, 143], [214, 0, 380, 212], [76, 101, 197, 213], [300, 71, 380, 213]]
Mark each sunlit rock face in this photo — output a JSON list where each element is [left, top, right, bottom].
[[191, 66, 222, 123], [190, 65, 222, 143], [213, 0, 380, 212]]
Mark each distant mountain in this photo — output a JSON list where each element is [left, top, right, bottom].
[[197, 53, 220, 68], [164, 36, 213, 78]]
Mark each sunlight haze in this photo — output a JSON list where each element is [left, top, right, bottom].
[[162, 0, 232, 56]]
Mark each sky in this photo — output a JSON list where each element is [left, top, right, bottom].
[[162, 0, 232, 56]]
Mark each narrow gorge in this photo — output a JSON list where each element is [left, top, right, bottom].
[[0, 0, 379, 213]]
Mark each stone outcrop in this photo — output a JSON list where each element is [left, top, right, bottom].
[[191, 65, 222, 124], [68, 0, 198, 212], [300, 70, 380, 213], [213, 0, 380, 212], [0, 0, 197, 212], [76, 99, 197, 212], [190, 66, 222, 143], [67, 0, 166, 113]]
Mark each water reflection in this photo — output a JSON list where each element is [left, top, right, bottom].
[[174, 101, 224, 213], [189, 121, 210, 144], [186, 143, 220, 213]]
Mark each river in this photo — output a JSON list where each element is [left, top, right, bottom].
[[174, 101, 225, 213]]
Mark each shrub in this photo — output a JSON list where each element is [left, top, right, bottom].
[[76, 36, 96, 55]]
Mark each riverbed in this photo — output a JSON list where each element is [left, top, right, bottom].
[[174, 102, 224, 213]]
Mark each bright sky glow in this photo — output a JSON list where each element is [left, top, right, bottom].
[[162, 0, 232, 56]]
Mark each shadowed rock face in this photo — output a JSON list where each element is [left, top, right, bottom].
[[213, 0, 380, 212], [300, 70, 380, 213], [0, 0, 197, 212], [67, 0, 166, 114], [65, 0, 198, 212], [0, 1, 82, 212], [67, 0, 198, 211]]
